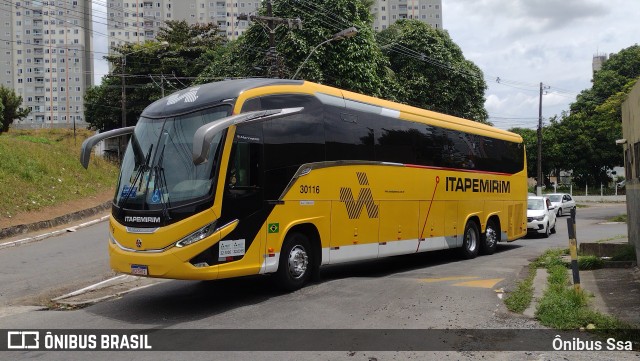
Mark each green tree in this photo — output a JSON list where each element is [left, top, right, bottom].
[[509, 121, 562, 184], [377, 20, 488, 123], [198, 0, 398, 99], [0, 85, 30, 134], [553, 45, 640, 186], [85, 21, 224, 131]]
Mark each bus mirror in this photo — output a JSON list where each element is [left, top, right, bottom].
[[79, 126, 136, 169], [192, 107, 303, 165]]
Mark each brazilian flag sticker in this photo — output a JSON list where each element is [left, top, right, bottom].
[[268, 223, 279, 234]]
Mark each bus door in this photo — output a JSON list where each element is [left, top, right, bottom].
[[217, 123, 265, 274]]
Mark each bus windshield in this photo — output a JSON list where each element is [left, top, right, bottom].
[[115, 105, 230, 210]]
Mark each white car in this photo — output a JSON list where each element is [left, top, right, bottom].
[[527, 196, 557, 237], [546, 193, 576, 217]]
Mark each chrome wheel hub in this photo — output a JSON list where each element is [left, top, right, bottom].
[[466, 228, 477, 252], [288, 245, 308, 279], [486, 227, 497, 247]]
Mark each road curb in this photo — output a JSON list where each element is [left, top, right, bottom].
[[0, 214, 110, 251], [0, 201, 111, 241], [523, 268, 547, 318], [52, 275, 167, 306]]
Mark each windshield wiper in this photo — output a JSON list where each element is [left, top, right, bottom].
[[118, 143, 153, 211], [150, 143, 171, 221]]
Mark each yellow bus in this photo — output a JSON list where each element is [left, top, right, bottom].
[[81, 79, 527, 290]]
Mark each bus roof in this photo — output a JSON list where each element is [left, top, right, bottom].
[[141, 78, 522, 143], [140, 78, 302, 118]]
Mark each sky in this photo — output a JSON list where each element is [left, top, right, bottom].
[[442, 0, 640, 130], [92, 0, 640, 131]]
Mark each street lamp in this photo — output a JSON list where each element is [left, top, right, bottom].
[[291, 27, 358, 80], [120, 41, 169, 128]]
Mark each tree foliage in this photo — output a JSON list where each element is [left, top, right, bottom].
[[0, 85, 30, 134], [377, 20, 489, 123], [510, 117, 563, 186], [199, 0, 397, 98], [199, 2, 488, 123], [85, 21, 224, 131], [552, 45, 640, 186]]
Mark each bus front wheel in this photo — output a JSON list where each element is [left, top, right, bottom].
[[276, 232, 313, 291], [460, 220, 480, 259]]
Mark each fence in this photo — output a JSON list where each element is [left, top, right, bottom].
[[11, 122, 90, 130], [532, 184, 626, 197]]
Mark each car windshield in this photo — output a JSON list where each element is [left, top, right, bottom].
[[115, 106, 230, 210], [528, 199, 545, 210], [548, 195, 562, 202]]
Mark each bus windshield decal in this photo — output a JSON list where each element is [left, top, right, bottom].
[[166, 86, 200, 106]]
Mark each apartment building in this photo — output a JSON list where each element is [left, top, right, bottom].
[[106, 0, 260, 50], [0, 0, 93, 128], [371, 0, 442, 31]]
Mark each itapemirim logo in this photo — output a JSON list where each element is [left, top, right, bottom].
[[339, 172, 379, 219]]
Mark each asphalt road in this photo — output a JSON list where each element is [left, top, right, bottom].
[[0, 222, 113, 307], [0, 203, 634, 360]]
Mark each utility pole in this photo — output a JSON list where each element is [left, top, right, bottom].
[[537, 82, 543, 196], [238, 0, 302, 78], [537, 82, 549, 196]]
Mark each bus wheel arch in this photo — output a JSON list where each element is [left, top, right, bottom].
[[481, 216, 500, 255], [460, 217, 480, 259], [275, 223, 321, 291]]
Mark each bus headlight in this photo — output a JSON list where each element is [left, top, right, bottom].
[[175, 222, 216, 248]]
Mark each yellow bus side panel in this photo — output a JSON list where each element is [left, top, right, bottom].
[[378, 201, 419, 243]]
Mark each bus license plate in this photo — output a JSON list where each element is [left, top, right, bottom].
[[131, 264, 148, 276]]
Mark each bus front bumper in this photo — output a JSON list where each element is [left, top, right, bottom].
[[108, 237, 220, 281]]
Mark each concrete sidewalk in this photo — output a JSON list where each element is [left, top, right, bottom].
[[581, 266, 640, 327]]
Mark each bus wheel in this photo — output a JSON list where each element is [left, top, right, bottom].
[[481, 219, 499, 255], [276, 232, 312, 291], [460, 220, 480, 259]]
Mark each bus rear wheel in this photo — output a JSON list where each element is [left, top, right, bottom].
[[481, 219, 499, 255], [460, 220, 480, 259], [275, 232, 313, 291]]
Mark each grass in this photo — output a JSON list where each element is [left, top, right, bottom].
[[610, 245, 637, 262], [504, 263, 536, 313], [577, 255, 604, 270], [535, 264, 623, 329], [608, 214, 627, 223], [505, 248, 639, 347], [596, 234, 627, 243], [0, 129, 119, 219]]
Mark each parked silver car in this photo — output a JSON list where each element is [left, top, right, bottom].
[[546, 193, 576, 217]]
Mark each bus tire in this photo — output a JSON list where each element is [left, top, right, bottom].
[[275, 232, 313, 291], [481, 219, 499, 255], [460, 220, 480, 259]]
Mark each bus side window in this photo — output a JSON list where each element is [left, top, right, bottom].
[[228, 142, 252, 188], [227, 141, 261, 194]]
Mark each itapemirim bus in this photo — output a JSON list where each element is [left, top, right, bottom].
[[81, 79, 527, 290]]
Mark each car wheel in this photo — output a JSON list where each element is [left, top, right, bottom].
[[551, 221, 556, 234], [275, 232, 313, 291], [557, 208, 562, 217], [460, 220, 480, 259], [544, 222, 550, 238], [481, 219, 499, 255]]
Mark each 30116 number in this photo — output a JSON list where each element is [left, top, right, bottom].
[[300, 185, 320, 194]]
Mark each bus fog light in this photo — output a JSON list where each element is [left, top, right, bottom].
[[176, 222, 216, 248]]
